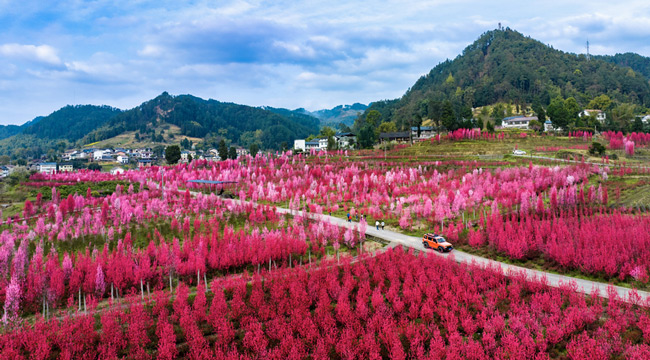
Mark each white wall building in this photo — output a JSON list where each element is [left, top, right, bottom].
[[294, 139, 306, 151], [502, 116, 538, 129], [318, 138, 328, 150], [38, 163, 57, 174], [116, 155, 129, 164]]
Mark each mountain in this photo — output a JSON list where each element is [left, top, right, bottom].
[[83, 93, 319, 150], [307, 103, 368, 127], [0, 93, 321, 158], [0, 116, 46, 142], [360, 28, 650, 131]]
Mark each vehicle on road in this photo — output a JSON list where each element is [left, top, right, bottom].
[[513, 149, 526, 155], [422, 233, 453, 252]]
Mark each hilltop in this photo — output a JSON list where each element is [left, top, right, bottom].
[[359, 28, 650, 131]]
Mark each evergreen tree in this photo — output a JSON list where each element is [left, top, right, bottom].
[[358, 125, 376, 149], [165, 145, 181, 164], [249, 143, 259, 157], [218, 139, 228, 160], [228, 146, 237, 160], [441, 101, 457, 131]]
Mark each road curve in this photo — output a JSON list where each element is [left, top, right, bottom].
[[275, 206, 649, 301]]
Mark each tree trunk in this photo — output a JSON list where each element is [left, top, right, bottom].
[[204, 273, 208, 292]]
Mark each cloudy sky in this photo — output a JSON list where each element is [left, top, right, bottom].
[[0, 0, 649, 125]]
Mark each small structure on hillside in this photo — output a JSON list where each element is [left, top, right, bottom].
[[379, 131, 410, 143]]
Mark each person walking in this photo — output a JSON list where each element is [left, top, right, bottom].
[[381, 221, 385, 230], [375, 220, 379, 230]]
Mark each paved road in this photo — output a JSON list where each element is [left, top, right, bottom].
[[514, 153, 649, 169], [275, 206, 649, 301]]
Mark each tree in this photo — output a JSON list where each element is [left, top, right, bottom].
[[319, 126, 336, 138], [491, 104, 506, 126], [358, 125, 376, 149], [377, 121, 397, 134], [588, 94, 612, 111], [531, 102, 546, 122], [88, 163, 101, 171], [441, 101, 457, 130], [365, 110, 382, 128], [632, 117, 644, 133], [165, 145, 181, 164], [187, 154, 193, 163], [228, 146, 237, 160], [547, 97, 569, 131], [153, 145, 165, 158], [249, 143, 259, 158], [528, 119, 543, 132], [327, 135, 336, 151], [218, 139, 228, 160], [588, 142, 606, 156], [337, 122, 352, 133], [564, 97, 581, 122]]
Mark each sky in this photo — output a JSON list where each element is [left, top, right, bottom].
[[0, 0, 649, 125]]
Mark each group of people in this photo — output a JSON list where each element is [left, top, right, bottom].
[[343, 212, 385, 230], [375, 220, 385, 230]]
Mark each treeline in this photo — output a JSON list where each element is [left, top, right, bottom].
[[358, 28, 650, 133]]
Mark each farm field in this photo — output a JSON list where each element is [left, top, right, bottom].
[[3, 131, 650, 358]]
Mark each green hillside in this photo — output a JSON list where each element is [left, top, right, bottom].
[[85, 93, 320, 150], [360, 28, 650, 132]]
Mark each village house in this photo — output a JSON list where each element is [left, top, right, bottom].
[[137, 159, 153, 168], [335, 132, 357, 149], [501, 116, 538, 129], [58, 163, 73, 172], [116, 155, 130, 164], [236, 148, 248, 157], [38, 162, 57, 174], [379, 131, 411, 143], [411, 126, 435, 139]]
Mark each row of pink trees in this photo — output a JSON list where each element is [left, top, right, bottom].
[[3, 248, 650, 358]]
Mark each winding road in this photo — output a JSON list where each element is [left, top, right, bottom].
[[273, 205, 650, 301]]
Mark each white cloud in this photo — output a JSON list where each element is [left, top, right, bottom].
[[0, 43, 62, 65], [138, 45, 164, 57]]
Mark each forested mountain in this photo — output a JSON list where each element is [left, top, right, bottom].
[[84, 93, 319, 150], [0, 93, 321, 159], [0, 125, 23, 141], [23, 105, 122, 140], [358, 28, 650, 132]]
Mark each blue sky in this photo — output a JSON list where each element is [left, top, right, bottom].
[[0, 0, 649, 125]]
